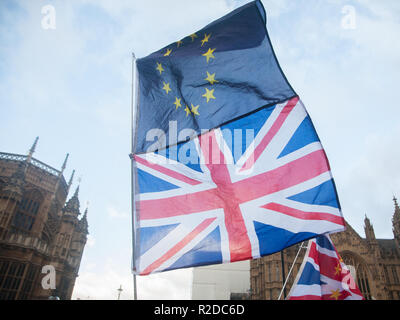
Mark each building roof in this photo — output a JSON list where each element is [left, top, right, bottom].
[[377, 239, 397, 251], [0, 151, 69, 193]]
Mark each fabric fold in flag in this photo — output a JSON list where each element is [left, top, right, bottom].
[[287, 235, 364, 300]]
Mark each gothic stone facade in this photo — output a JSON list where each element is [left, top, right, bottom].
[[250, 199, 400, 300], [0, 141, 88, 300]]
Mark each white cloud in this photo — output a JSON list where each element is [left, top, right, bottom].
[[107, 206, 129, 219]]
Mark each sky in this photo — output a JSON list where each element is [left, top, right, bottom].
[[0, 0, 399, 300]]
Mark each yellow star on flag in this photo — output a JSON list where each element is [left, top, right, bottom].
[[173, 97, 182, 109], [201, 33, 211, 47], [330, 289, 342, 300], [191, 103, 200, 116], [190, 33, 198, 42], [156, 62, 164, 75], [202, 88, 216, 103], [334, 263, 342, 276], [176, 40, 183, 48], [164, 48, 172, 56], [205, 71, 218, 85], [162, 82, 171, 94], [202, 48, 216, 63], [184, 105, 191, 116]]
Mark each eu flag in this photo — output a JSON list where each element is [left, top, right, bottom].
[[134, 0, 296, 154]]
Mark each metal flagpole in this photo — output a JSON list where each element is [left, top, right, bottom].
[[280, 250, 287, 299], [130, 52, 138, 300], [278, 242, 307, 300]]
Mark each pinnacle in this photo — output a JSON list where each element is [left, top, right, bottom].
[[394, 195, 400, 217]]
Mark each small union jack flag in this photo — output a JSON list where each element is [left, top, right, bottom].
[[287, 235, 364, 300], [132, 97, 345, 275]]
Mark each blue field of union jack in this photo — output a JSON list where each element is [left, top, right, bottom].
[[133, 97, 345, 275]]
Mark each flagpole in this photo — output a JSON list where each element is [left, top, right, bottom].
[[278, 242, 306, 300], [280, 251, 287, 299], [130, 52, 138, 300]]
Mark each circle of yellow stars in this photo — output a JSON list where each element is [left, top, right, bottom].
[[154, 32, 218, 118]]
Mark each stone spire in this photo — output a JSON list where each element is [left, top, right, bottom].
[[73, 184, 79, 198], [27, 136, 39, 163], [1, 137, 38, 219], [64, 185, 80, 216], [364, 214, 376, 241], [394, 196, 400, 218], [48, 153, 70, 217], [82, 207, 88, 219], [79, 207, 89, 234], [61, 153, 69, 173], [20, 136, 39, 177], [393, 196, 400, 247], [54, 153, 69, 188], [67, 170, 75, 193], [6, 137, 38, 192]]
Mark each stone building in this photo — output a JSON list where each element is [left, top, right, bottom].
[[0, 138, 88, 300], [250, 198, 400, 300]]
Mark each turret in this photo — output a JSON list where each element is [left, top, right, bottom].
[[63, 185, 80, 217], [52, 185, 81, 258], [78, 207, 89, 235], [68, 206, 89, 272], [364, 214, 376, 241], [364, 214, 381, 260], [48, 153, 70, 217]]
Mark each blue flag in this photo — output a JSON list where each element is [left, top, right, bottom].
[[134, 0, 296, 154]]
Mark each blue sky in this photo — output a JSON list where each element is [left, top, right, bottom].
[[0, 0, 399, 299]]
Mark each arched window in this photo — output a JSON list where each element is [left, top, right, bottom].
[[341, 252, 372, 300], [12, 189, 43, 232], [357, 264, 372, 300]]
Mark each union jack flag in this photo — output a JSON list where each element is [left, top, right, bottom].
[[132, 97, 345, 275], [287, 235, 364, 300]]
